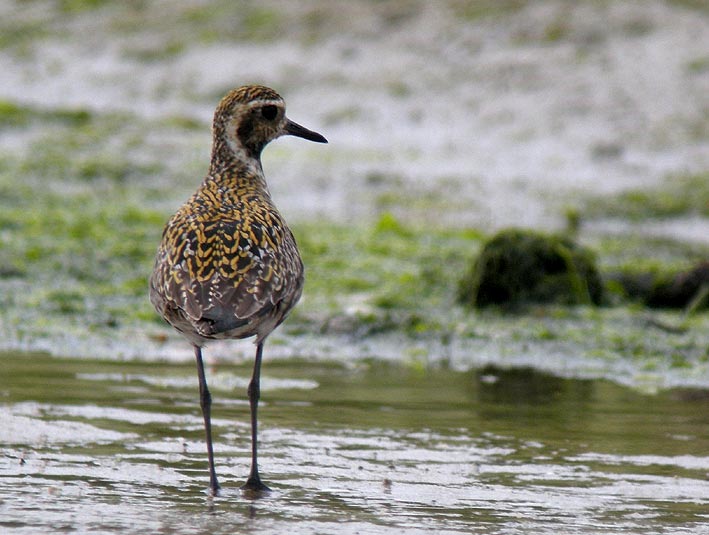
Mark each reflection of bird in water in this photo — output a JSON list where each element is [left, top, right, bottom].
[[149, 85, 327, 495]]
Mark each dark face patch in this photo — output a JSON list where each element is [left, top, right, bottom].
[[233, 104, 285, 159], [237, 117, 255, 144], [236, 116, 265, 159]]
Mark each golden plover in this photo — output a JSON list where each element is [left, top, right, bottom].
[[149, 85, 327, 495]]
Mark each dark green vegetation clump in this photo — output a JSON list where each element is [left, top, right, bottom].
[[608, 262, 709, 311], [458, 228, 603, 308]]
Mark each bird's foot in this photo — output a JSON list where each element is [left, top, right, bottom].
[[207, 482, 220, 498], [241, 475, 271, 497]]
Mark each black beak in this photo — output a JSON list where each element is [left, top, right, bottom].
[[284, 119, 328, 143]]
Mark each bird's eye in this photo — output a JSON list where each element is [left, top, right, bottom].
[[261, 105, 278, 121]]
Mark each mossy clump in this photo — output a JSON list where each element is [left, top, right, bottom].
[[608, 261, 709, 311], [458, 228, 603, 308], [648, 262, 709, 310]]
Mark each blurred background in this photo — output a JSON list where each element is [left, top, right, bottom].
[[0, 0, 707, 368]]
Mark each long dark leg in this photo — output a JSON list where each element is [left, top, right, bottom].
[[241, 341, 270, 493], [195, 345, 219, 496]]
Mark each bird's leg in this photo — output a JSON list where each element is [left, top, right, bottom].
[[195, 346, 220, 496], [241, 341, 271, 493]]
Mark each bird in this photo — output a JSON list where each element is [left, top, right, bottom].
[[149, 84, 327, 496]]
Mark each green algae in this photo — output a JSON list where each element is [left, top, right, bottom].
[[0, 101, 93, 128], [58, 0, 111, 14], [582, 171, 709, 220], [294, 213, 482, 323], [452, 0, 528, 21], [670, 0, 709, 12]]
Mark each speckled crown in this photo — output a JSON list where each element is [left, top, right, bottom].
[[217, 85, 284, 113]]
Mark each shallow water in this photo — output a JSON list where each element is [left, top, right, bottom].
[[2, 352, 709, 534]]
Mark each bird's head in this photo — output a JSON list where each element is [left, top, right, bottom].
[[212, 85, 327, 162]]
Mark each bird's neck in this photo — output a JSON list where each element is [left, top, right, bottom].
[[200, 134, 274, 207], [211, 133, 263, 172], [201, 159, 272, 208]]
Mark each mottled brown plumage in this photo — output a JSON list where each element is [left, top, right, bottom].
[[149, 85, 327, 495]]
